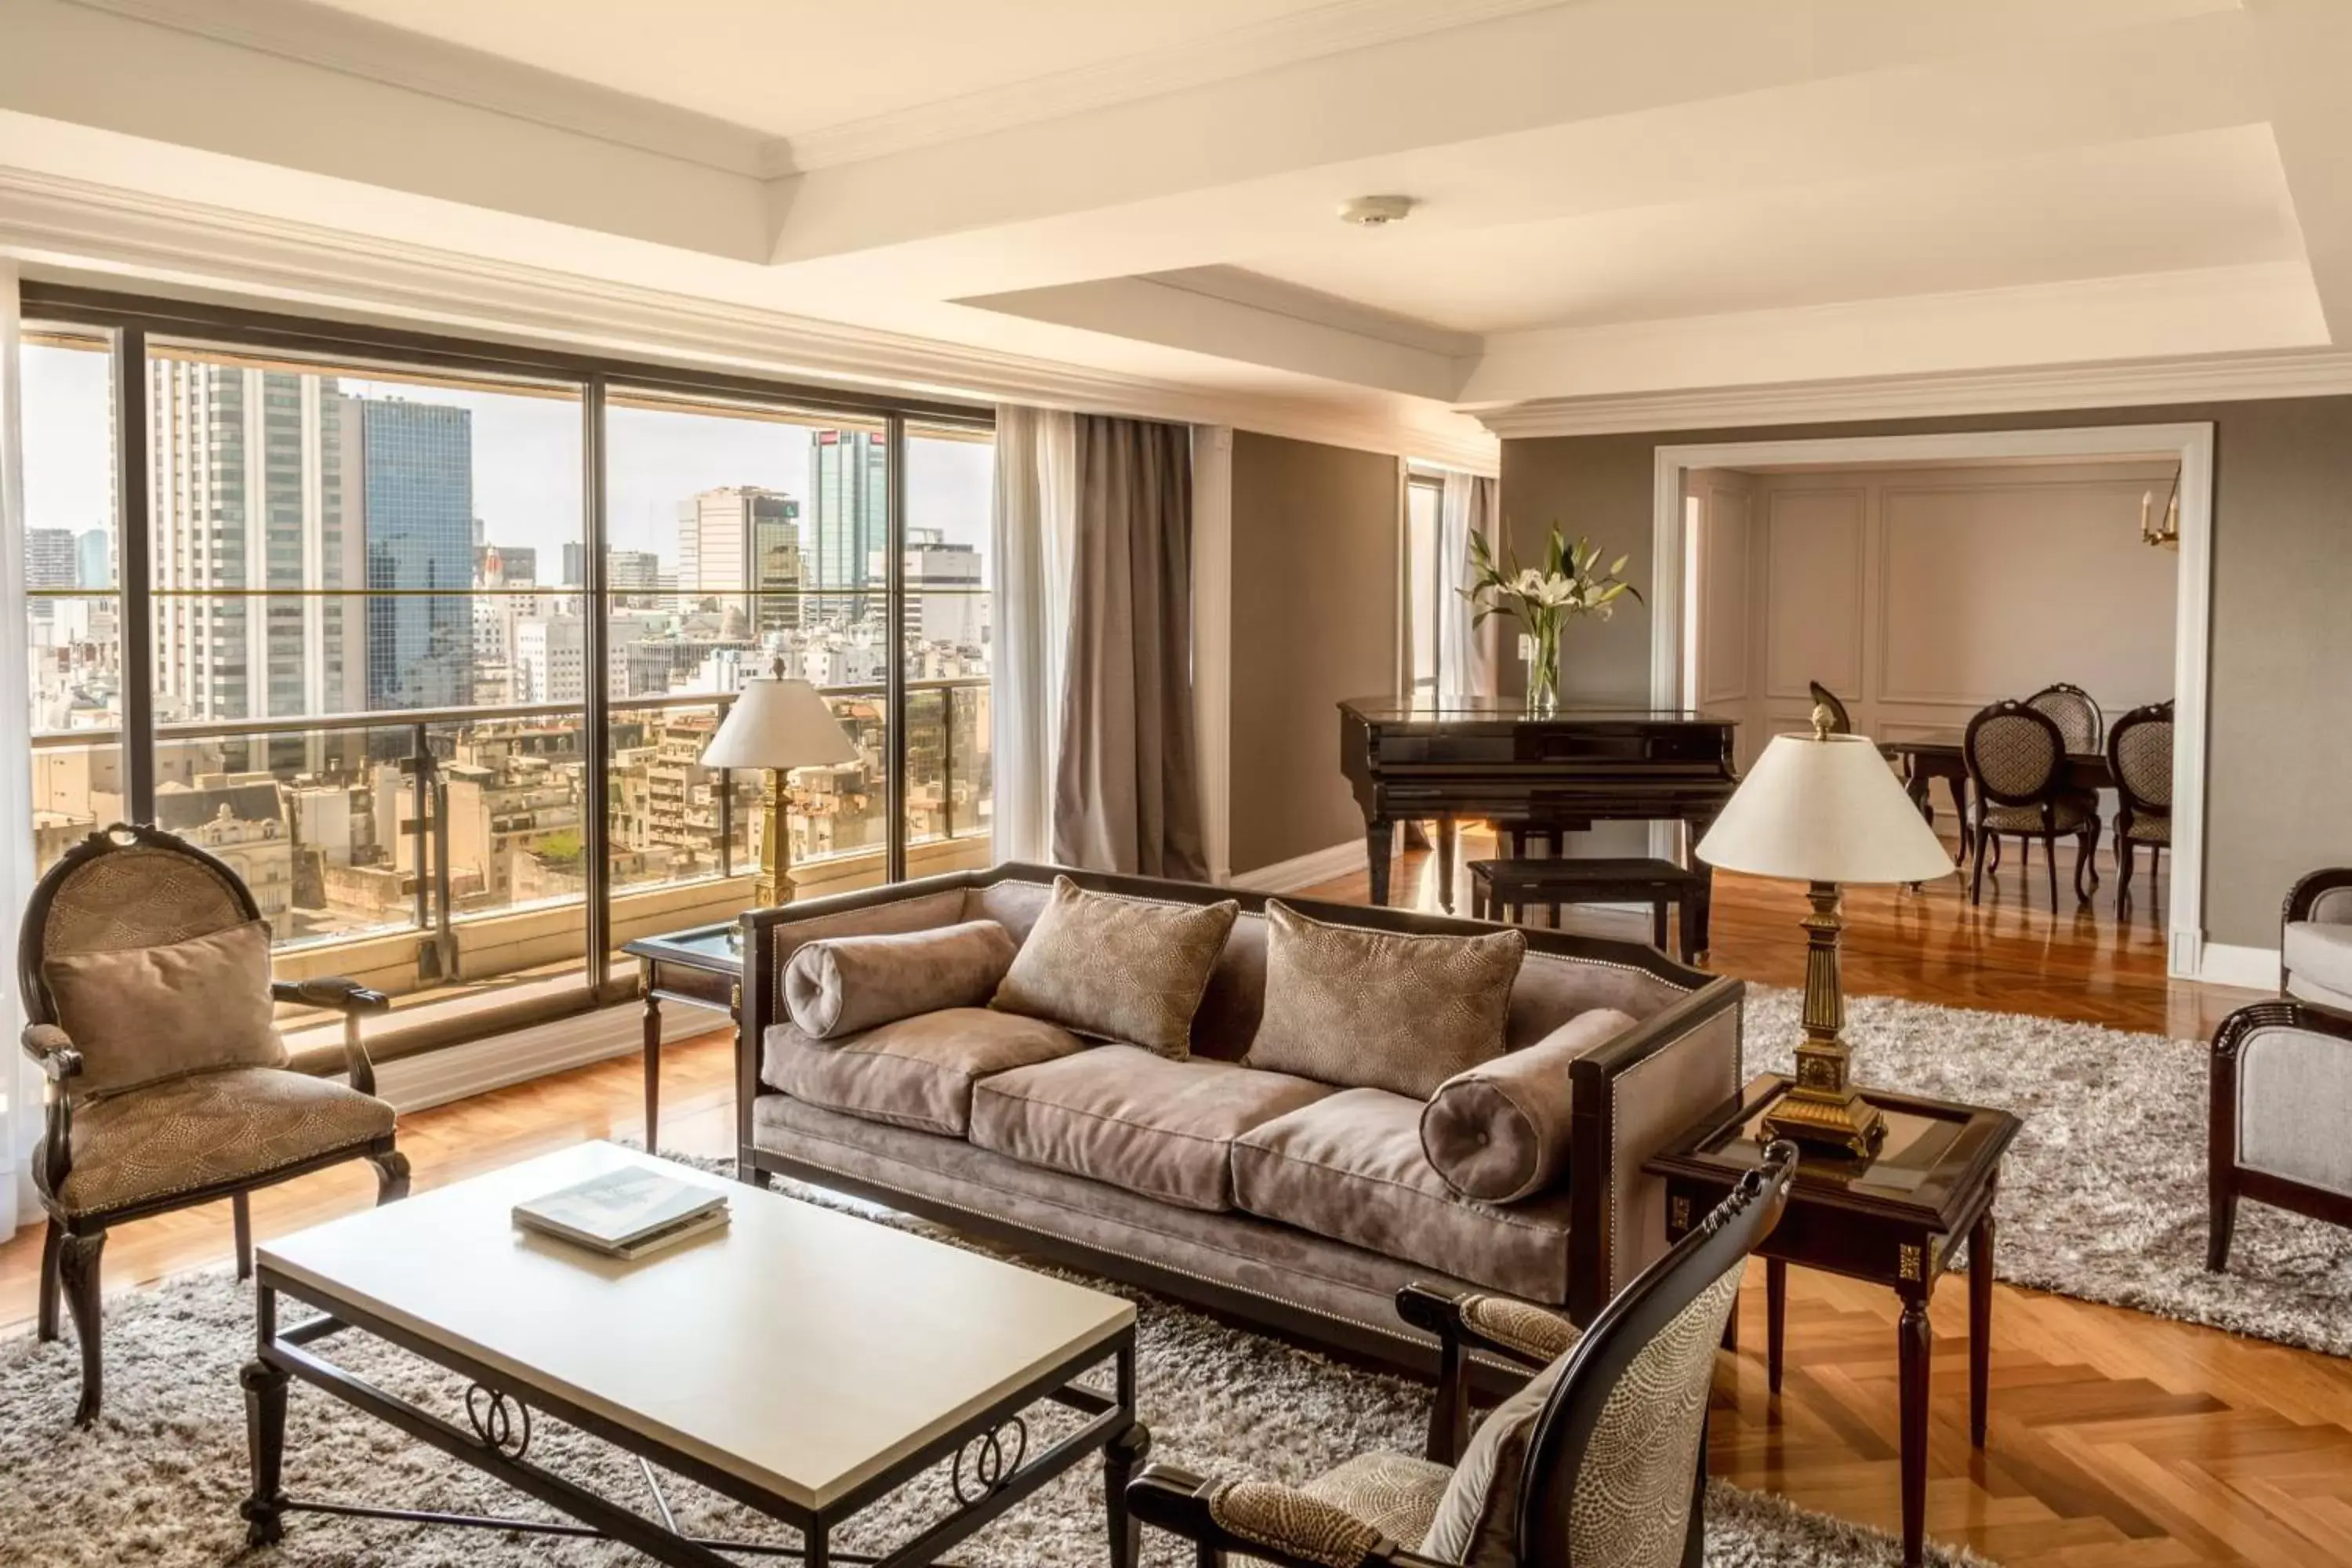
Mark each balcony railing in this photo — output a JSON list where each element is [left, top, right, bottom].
[[31, 675, 991, 1000]]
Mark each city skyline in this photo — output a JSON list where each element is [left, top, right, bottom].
[[22, 346, 993, 579]]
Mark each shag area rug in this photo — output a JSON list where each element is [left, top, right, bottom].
[[1748, 985, 2352, 1357], [0, 1175, 1977, 1567]]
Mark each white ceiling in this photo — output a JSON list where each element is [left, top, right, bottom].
[[6, 0, 2352, 452]]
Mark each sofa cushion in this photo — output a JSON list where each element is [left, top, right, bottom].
[[1232, 1088, 1577, 1304], [783, 920, 1016, 1040], [1421, 1009, 1635, 1203], [764, 1008, 1085, 1137], [990, 876, 1239, 1058], [970, 1045, 1330, 1212], [43, 918, 288, 1100], [1244, 900, 1523, 1099], [2285, 920, 2352, 1013]]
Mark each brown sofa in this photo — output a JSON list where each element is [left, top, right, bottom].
[[735, 864, 1744, 1374]]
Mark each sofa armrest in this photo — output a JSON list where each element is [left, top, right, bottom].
[[2212, 1000, 2352, 1198], [1564, 977, 1744, 1325], [2286, 868, 2352, 930], [735, 870, 988, 1182]]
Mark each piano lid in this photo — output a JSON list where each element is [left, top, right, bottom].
[[1341, 695, 1737, 725]]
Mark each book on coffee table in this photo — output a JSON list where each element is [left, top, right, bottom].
[[513, 1167, 730, 1260]]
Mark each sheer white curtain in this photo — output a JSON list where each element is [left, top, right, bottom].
[[990, 405, 1076, 863], [1436, 470, 1503, 698], [0, 263, 41, 1236]]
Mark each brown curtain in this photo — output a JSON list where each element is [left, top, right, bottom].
[[1052, 416, 1207, 879]]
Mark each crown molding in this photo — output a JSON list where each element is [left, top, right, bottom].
[[768, 0, 1567, 174], [1473, 349, 2352, 437], [0, 167, 1497, 470], [63, 0, 772, 175]]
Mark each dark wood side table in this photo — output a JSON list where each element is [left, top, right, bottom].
[[619, 921, 746, 1153], [1646, 1073, 2020, 1568]]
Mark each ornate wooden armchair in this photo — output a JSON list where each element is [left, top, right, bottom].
[[2281, 867, 2352, 1014], [1125, 1143, 1796, 1568], [2105, 701, 2173, 914], [2209, 1001, 2352, 1270], [19, 824, 409, 1425], [1963, 701, 2098, 909]]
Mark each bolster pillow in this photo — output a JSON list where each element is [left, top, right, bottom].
[[784, 920, 1018, 1040], [1419, 1008, 1637, 1203]]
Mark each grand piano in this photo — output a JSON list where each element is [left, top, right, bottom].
[[1338, 695, 1739, 919]]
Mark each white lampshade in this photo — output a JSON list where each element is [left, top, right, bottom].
[[1696, 731, 1955, 886], [702, 676, 862, 772]]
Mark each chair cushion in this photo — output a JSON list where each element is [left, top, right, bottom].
[[783, 920, 1016, 1040], [2285, 921, 2352, 1011], [1421, 1354, 1568, 1568], [1305, 1452, 1453, 1547], [2121, 814, 2171, 845], [969, 1045, 1330, 1212], [1980, 799, 2092, 833], [1244, 900, 1524, 1099], [1421, 1010, 1634, 1203], [57, 1067, 394, 1218], [1232, 1088, 1577, 1304], [763, 1008, 1086, 1137], [989, 876, 1238, 1058], [42, 918, 289, 1100]]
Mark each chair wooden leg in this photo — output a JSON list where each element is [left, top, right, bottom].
[[2074, 823, 2098, 905], [2114, 837, 2135, 913], [372, 1149, 412, 1205], [2208, 1171, 2238, 1272], [60, 1229, 106, 1426], [232, 1192, 253, 1282], [37, 1218, 63, 1342], [1970, 822, 1987, 905]]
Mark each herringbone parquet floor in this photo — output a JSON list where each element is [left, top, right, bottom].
[[0, 840, 2336, 1565]]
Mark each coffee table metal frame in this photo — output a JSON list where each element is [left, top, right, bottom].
[[239, 1269, 1147, 1568]]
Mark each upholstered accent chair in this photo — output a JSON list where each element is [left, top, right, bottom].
[[1806, 681, 1853, 735], [2281, 868, 2352, 1015], [2025, 682, 2103, 754], [1963, 701, 2099, 909], [1124, 1142, 1798, 1568], [19, 824, 408, 1424], [2209, 1001, 2352, 1270], [2105, 701, 2174, 914]]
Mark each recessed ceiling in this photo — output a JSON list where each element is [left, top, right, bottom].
[[295, 0, 1508, 141], [1232, 125, 2304, 336]]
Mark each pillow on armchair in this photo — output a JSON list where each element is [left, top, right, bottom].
[[42, 918, 289, 1098], [784, 920, 1018, 1039]]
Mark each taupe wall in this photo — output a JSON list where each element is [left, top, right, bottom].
[[1228, 430, 1400, 877], [1501, 399, 2352, 947]]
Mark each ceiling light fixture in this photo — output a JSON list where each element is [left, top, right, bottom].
[[1338, 195, 1416, 227]]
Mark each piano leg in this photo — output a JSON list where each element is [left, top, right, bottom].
[[1365, 819, 1396, 907], [1436, 818, 1458, 914]]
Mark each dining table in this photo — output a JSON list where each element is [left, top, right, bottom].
[[1880, 730, 2113, 869]]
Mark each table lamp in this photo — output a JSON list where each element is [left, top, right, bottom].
[[1695, 707, 1955, 1156], [702, 659, 862, 906]]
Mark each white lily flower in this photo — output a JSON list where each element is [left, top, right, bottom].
[[1512, 568, 1548, 597], [1533, 573, 1577, 607]]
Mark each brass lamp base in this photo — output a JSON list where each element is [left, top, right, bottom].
[[753, 768, 796, 908], [1759, 880, 1888, 1160]]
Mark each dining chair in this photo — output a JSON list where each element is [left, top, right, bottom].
[[1964, 701, 2099, 909], [1807, 680, 1854, 735], [1125, 1143, 1798, 1568], [18, 823, 408, 1425], [2026, 682, 2103, 753], [2106, 700, 2173, 914]]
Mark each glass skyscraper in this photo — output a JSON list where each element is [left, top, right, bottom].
[[359, 400, 475, 709], [808, 429, 887, 619]]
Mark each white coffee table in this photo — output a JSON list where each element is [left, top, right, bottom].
[[240, 1142, 1145, 1567]]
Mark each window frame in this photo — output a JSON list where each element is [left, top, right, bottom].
[[20, 281, 994, 1033]]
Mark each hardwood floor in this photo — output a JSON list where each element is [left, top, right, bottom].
[[0, 845, 2333, 1566]]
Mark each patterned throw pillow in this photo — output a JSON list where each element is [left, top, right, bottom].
[[1244, 901, 1524, 1100], [989, 876, 1239, 1058]]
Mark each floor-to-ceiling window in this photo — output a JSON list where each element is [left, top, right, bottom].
[[17, 289, 994, 1047]]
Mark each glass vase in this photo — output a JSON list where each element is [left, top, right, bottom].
[[1524, 622, 1562, 717]]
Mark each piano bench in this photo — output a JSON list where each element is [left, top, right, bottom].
[[1467, 856, 1709, 963]]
